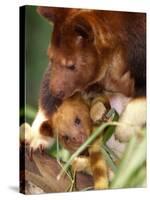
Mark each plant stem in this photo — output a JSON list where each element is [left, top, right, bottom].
[[101, 147, 117, 173], [56, 134, 73, 183], [103, 144, 119, 161]]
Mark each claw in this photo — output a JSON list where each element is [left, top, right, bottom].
[[28, 147, 33, 161], [39, 144, 44, 154]]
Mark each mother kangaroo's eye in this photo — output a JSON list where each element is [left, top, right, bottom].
[[74, 117, 81, 125], [67, 63, 76, 70], [74, 24, 89, 39]]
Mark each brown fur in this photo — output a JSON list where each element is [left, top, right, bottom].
[[92, 166, 105, 181], [37, 7, 146, 113], [89, 139, 108, 189], [90, 151, 102, 166], [39, 121, 53, 137]]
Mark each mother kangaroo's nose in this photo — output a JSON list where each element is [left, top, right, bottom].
[[61, 59, 76, 70]]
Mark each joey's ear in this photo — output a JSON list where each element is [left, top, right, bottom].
[[37, 6, 71, 23], [39, 120, 53, 137]]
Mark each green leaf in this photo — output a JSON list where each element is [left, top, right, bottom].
[[47, 142, 58, 158], [125, 164, 146, 188], [110, 134, 146, 188], [59, 148, 71, 163], [101, 146, 117, 173]]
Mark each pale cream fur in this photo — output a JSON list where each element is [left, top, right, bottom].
[[115, 97, 146, 142], [29, 109, 55, 150]]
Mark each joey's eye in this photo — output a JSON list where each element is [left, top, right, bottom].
[[74, 117, 81, 126]]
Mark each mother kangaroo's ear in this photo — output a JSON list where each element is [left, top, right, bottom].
[[37, 6, 72, 23], [39, 120, 53, 137]]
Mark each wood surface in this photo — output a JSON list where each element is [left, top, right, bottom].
[[20, 144, 94, 194]]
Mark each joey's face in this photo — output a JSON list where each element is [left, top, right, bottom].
[[52, 97, 92, 153]]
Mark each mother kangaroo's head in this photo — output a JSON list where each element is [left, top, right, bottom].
[[37, 7, 112, 99]]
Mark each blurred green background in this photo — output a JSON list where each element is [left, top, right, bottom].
[[25, 5, 53, 114]]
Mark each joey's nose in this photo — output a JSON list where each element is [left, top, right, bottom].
[[72, 134, 87, 144], [56, 90, 65, 99]]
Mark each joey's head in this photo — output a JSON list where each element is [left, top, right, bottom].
[[51, 95, 92, 153], [37, 7, 108, 99]]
